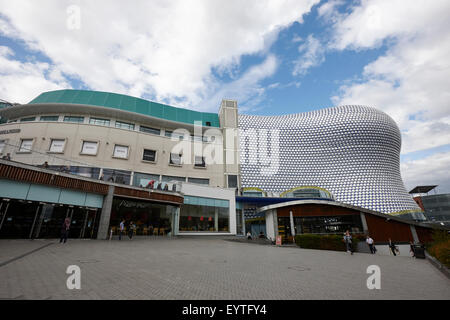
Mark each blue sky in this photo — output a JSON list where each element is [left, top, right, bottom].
[[0, 0, 449, 192]]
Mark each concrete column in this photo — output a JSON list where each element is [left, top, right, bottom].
[[360, 212, 369, 234], [214, 207, 219, 231], [241, 209, 245, 235], [173, 206, 180, 236], [273, 210, 279, 237], [410, 225, 420, 243], [289, 211, 296, 237], [97, 185, 115, 240]]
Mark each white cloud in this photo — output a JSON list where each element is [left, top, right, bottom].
[[0, 0, 319, 110], [292, 34, 325, 76], [201, 55, 278, 113], [329, 0, 450, 154], [401, 151, 450, 194], [0, 46, 70, 103]]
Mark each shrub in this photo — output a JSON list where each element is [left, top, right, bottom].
[[427, 230, 450, 268], [295, 234, 360, 252], [428, 239, 450, 268]]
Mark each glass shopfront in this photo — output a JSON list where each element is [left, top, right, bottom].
[[179, 204, 229, 232], [109, 198, 177, 236], [0, 199, 100, 239], [277, 214, 363, 237]]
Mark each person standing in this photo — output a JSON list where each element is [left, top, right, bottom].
[[343, 230, 353, 255], [119, 219, 125, 240], [388, 238, 397, 256], [60, 217, 71, 244], [366, 235, 375, 254], [128, 221, 135, 240]]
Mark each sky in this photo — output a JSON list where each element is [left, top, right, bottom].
[[0, 0, 449, 193]]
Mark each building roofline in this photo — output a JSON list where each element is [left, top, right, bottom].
[[256, 199, 449, 231]]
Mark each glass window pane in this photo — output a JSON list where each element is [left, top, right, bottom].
[[40, 116, 59, 122], [113, 145, 129, 159], [49, 139, 65, 153], [20, 117, 36, 122], [115, 121, 135, 130], [140, 126, 160, 135], [19, 139, 33, 152], [194, 156, 206, 167], [81, 141, 98, 155], [64, 116, 84, 123], [187, 178, 209, 185], [228, 175, 238, 188], [169, 153, 182, 165], [143, 149, 156, 162], [89, 118, 110, 126]]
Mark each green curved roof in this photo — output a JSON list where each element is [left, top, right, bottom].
[[29, 89, 220, 127]]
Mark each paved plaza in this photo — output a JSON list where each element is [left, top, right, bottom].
[[0, 237, 449, 300]]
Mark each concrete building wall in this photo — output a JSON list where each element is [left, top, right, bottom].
[[0, 121, 226, 187]]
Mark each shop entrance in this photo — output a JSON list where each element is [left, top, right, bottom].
[[0, 199, 100, 239], [109, 198, 178, 237]]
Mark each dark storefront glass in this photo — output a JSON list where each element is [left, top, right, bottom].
[[0, 200, 40, 239], [285, 215, 363, 235], [179, 204, 229, 232], [0, 199, 100, 239], [109, 198, 177, 236], [103, 169, 131, 185]]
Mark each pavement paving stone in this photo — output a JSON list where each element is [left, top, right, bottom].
[[0, 237, 449, 300]]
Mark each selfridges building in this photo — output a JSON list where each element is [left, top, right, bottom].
[[238, 105, 424, 220]]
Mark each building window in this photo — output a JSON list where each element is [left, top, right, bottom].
[[169, 153, 182, 165], [228, 175, 238, 188], [143, 149, 157, 162], [113, 145, 129, 159], [194, 156, 206, 168], [140, 126, 160, 135], [115, 121, 135, 131], [64, 116, 84, 123], [20, 117, 36, 122], [19, 139, 33, 153], [40, 116, 59, 122], [180, 201, 229, 232], [165, 130, 184, 140], [187, 177, 210, 185], [206, 122, 211, 127], [90, 117, 110, 126], [0, 140, 5, 154], [162, 175, 186, 183], [81, 141, 98, 155], [49, 139, 65, 153]]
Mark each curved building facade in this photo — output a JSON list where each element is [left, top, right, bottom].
[[238, 105, 422, 218]]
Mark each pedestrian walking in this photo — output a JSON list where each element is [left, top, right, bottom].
[[389, 238, 397, 256], [119, 219, 125, 240], [366, 235, 376, 254], [128, 221, 135, 240], [409, 241, 416, 258], [343, 230, 353, 255], [60, 217, 71, 244]]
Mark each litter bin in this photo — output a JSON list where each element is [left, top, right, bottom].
[[413, 244, 426, 259]]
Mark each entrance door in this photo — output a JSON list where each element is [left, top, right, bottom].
[[34, 205, 68, 239], [0, 200, 41, 239]]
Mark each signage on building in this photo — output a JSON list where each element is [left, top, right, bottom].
[[0, 128, 20, 135]]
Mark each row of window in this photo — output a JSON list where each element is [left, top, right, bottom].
[[10, 115, 213, 142], [11, 138, 207, 168]]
